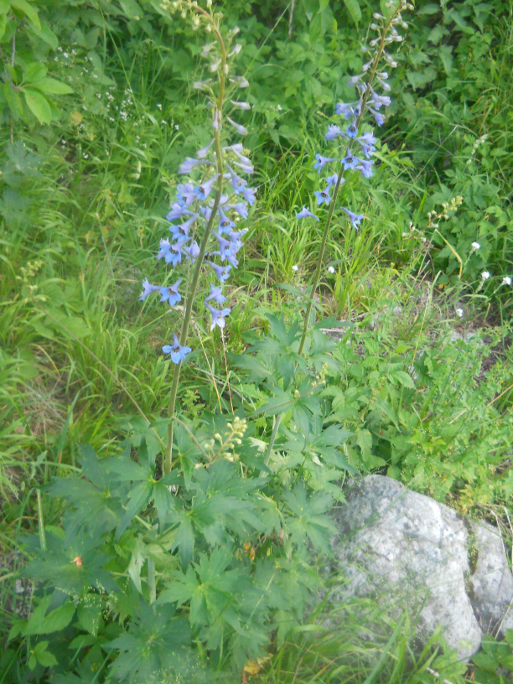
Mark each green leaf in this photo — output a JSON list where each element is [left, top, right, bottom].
[[342, 0, 361, 23], [172, 513, 195, 568], [128, 537, 147, 594], [406, 68, 437, 90], [33, 641, 58, 668], [283, 483, 336, 553], [26, 600, 75, 635], [253, 389, 294, 417], [116, 482, 152, 538], [32, 22, 58, 49], [417, 3, 440, 14], [356, 429, 373, 461], [3, 82, 23, 118], [23, 62, 47, 84], [77, 596, 104, 636], [24, 88, 52, 124], [439, 45, 453, 75], [11, 0, 40, 29], [0, 13, 7, 41], [391, 371, 415, 389], [119, 0, 143, 19], [36, 78, 73, 95]]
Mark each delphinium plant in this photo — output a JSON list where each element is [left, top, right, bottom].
[[139, 0, 256, 475], [296, 0, 412, 353], [256, 0, 412, 460]]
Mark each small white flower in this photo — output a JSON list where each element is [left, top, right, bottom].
[[402, 232, 409, 237], [502, 276, 512, 286], [456, 308, 464, 318], [292, 265, 299, 272], [481, 271, 491, 280], [157, 103, 162, 109], [471, 241, 481, 251], [327, 266, 335, 274]]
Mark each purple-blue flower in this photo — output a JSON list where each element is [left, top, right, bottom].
[[176, 183, 197, 208], [170, 214, 198, 238], [342, 206, 364, 229], [139, 278, 161, 301], [204, 283, 226, 304], [205, 303, 231, 330], [194, 174, 219, 201], [356, 131, 377, 159], [226, 228, 247, 242], [342, 153, 359, 171], [297, 206, 320, 221], [226, 164, 247, 194], [227, 202, 248, 218], [196, 139, 214, 159], [227, 117, 248, 136], [159, 279, 182, 306], [314, 189, 331, 206], [314, 154, 339, 173], [185, 240, 200, 262], [157, 238, 185, 267], [335, 101, 359, 119], [367, 106, 385, 126], [345, 119, 358, 138], [371, 90, 391, 109], [205, 261, 232, 282], [163, 334, 192, 365], [178, 157, 213, 174], [233, 161, 254, 174], [240, 186, 256, 205], [326, 125, 343, 141], [356, 159, 373, 178], [218, 208, 236, 233], [325, 173, 342, 188], [167, 202, 192, 221]]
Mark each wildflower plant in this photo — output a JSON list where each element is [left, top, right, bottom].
[[296, 0, 412, 353], [140, 0, 256, 474]]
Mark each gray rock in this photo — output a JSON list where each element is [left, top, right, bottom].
[[330, 475, 482, 660], [468, 519, 513, 636]]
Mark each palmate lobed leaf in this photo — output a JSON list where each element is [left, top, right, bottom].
[[22, 530, 119, 597], [105, 603, 194, 683], [159, 549, 248, 635], [283, 483, 337, 553]]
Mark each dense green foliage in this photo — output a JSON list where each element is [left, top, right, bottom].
[[1, 0, 513, 682]]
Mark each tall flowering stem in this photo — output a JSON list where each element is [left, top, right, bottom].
[[165, 5, 226, 474], [141, 0, 256, 474], [297, 0, 411, 356]]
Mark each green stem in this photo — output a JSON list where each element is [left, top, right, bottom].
[[164, 8, 227, 474], [298, 170, 345, 356]]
